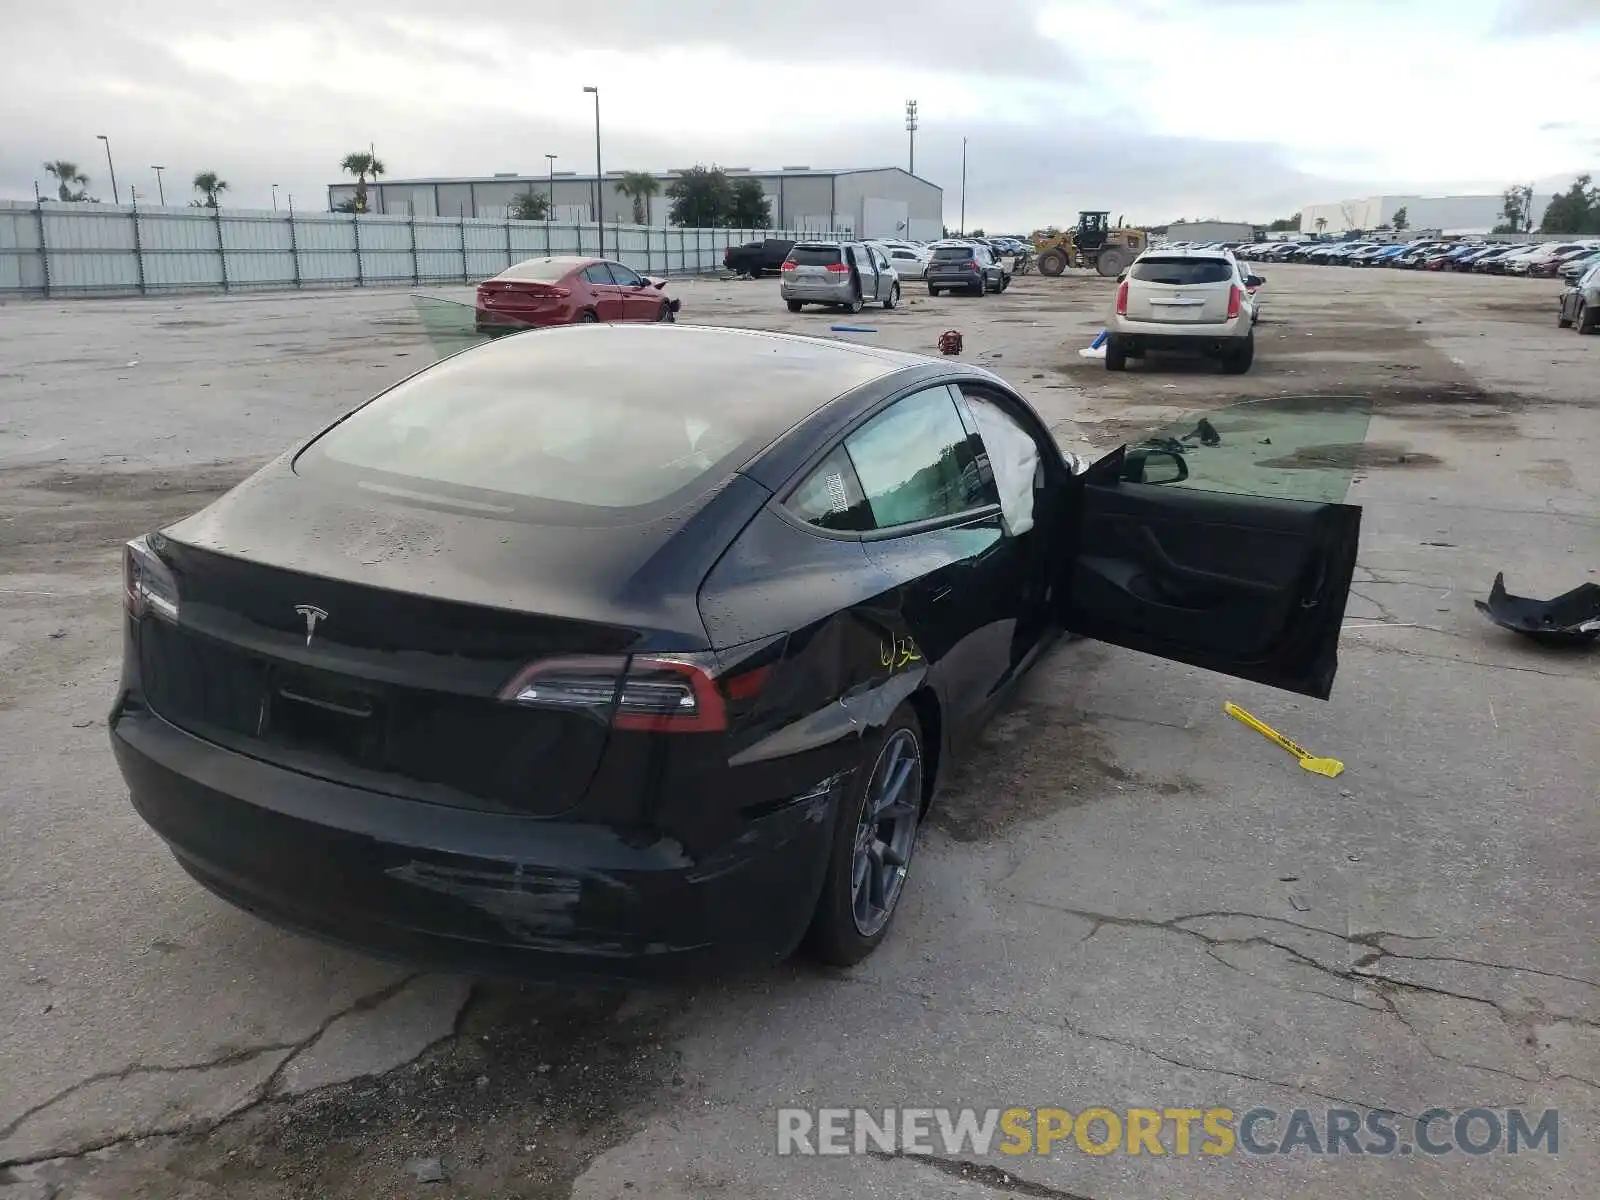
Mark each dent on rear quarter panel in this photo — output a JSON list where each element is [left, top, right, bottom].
[[699, 507, 930, 777]]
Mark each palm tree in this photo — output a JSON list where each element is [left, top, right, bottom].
[[615, 171, 660, 225], [43, 160, 89, 202], [192, 171, 228, 208], [1314, 216, 1328, 235], [340, 151, 387, 214]]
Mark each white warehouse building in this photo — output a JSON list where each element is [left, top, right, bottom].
[[1300, 193, 1552, 236], [327, 166, 945, 240]]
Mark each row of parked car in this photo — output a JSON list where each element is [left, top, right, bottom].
[[724, 235, 1030, 281], [777, 238, 1019, 311], [1235, 238, 1600, 281]]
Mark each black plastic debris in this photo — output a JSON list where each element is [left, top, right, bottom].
[[1475, 572, 1600, 646]]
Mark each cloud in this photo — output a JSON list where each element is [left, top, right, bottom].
[[1494, 0, 1600, 32]]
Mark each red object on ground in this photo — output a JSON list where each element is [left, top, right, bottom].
[[938, 330, 964, 356]]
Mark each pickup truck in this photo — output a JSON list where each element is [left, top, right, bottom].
[[724, 238, 796, 278]]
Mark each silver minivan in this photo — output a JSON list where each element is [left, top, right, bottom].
[[780, 242, 901, 312]]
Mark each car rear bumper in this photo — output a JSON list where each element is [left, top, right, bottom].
[[926, 270, 982, 290], [780, 278, 855, 302], [111, 706, 836, 983], [474, 307, 560, 331], [1109, 315, 1249, 353]]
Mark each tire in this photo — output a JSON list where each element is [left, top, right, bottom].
[[848, 294, 864, 315], [578, 310, 599, 323], [883, 283, 900, 310], [999, 274, 1011, 292], [1580, 302, 1598, 335], [787, 299, 803, 313], [1105, 335, 1128, 372], [805, 705, 925, 966], [657, 302, 675, 323], [1558, 304, 1573, 329], [1222, 331, 1255, 374], [1096, 248, 1129, 278], [928, 286, 941, 297], [1038, 249, 1067, 277], [969, 280, 984, 297]]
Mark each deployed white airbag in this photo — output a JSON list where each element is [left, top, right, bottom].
[[967, 397, 1039, 536]]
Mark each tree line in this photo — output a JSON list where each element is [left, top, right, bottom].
[[505, 165, 774, 227], [42, 161, 227, 206], [1498, 176, 1600, 235]]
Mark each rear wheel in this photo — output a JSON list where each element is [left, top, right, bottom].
[[1222, 331, 1256, 373], [848, 293, 865, 314], [970, 280, 985, 297], [883, 283, 900, 310], [1105, 335, 1128, 372], [1558, 303, 1573, 329], [1038, 249, 1067, 276], [805, 706, 924, 966], [578, 309, 599, 323], [787, 299, 803, 312], [1096, 248, 1129, 278], [1579, 301, 1598, 334], [928, 286, 941, 297]]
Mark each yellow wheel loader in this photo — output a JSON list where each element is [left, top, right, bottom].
[[1034, 212, 1147, 278]]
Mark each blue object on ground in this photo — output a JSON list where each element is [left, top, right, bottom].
[[829, 325, 878, 333], [1090, 328, 1108, 350]]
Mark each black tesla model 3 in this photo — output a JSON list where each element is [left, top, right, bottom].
[[112, 323, 1363, 981]]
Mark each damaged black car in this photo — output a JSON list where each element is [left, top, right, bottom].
[[111, 324, 1365, 981]]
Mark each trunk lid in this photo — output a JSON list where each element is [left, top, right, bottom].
[[142, 539, 634, 817], [1125, 256, 1235, 323]]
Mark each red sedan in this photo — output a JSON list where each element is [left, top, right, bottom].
[[475, 256, 680, 333]]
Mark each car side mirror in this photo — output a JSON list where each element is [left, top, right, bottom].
[[1123, 447, 1189, 485]]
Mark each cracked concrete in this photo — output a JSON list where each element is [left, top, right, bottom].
[[2, 266, 1595, 1198]]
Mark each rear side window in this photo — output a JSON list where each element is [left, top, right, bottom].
[[844, 386, 997, 528], [1130, 258, 1235, 285], [785, 446, 873, 532], [788, 245, 841, 266], [582, 264, 615, 284]]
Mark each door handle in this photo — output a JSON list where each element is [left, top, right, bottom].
[[1138, 527, 1277, 595]]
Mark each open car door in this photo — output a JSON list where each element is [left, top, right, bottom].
[[1056, 396, 1369, 700]]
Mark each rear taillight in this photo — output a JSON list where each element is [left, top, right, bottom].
[[780, 261, 797, 270], [123, 535, 179, 623], [1115, 281, 1129, 315], [1226, 285, 1242, 319], [967, 260, 981, 272], [506, 282, 570, 299], [824, 262, 848, 273], [498, 653, 771, 733]]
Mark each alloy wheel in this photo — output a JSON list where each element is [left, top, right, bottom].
[[850, 729, 922, 937]]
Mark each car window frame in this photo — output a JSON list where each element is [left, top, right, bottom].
[[774, 381, 1007, 543], [607, 261, 645, 287]]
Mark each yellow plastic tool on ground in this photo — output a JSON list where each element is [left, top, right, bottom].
[[1223, 702, 1345, 778]]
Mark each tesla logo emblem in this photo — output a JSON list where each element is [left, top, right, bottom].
[[293, 604, 328, 646]]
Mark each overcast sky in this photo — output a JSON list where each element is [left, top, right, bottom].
[[2, 0, 1596, 229]]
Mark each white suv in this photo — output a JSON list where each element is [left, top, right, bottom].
[[1107, 249, 1258, 373]]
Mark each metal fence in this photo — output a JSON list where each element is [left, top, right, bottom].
[[0, 201, 847, 298]]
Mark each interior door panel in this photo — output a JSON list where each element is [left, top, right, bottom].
[[1059, 472, 1361, 699]]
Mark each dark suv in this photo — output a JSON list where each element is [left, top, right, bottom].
[[925, 243, 1009, 297]]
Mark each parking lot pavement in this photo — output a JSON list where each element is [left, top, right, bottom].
[[2, 266, 1595, 1199]]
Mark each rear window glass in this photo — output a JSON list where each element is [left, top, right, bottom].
[[500, 259, 575, 282], [788, 245, 841, 266], [302, 347, 775, 515], [1130, 258, 1235, 285], [932, 246, 976, 260]]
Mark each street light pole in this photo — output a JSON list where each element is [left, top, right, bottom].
[[583, 86, 602, 258], [151, 166, 166, 206], [545, 153, 558, 230], [96, 135, 119, 204], [905, 100, 918, 175], [271, 184, 279, 212], [959, 137, 967, 235]]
